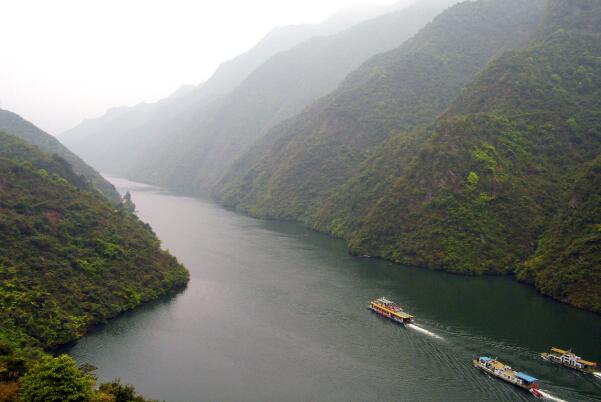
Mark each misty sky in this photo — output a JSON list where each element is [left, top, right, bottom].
[[1, 0, 397, 134]]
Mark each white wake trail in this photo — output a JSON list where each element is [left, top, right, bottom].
[[538, 390, 568, 402], [406, 323, 443, 340], [594, 372, 601, 380]]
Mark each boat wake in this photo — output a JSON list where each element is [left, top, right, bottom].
[[594, 372, 601, 380], [538, 390, 568, 402], [406, 323, 443, 340]]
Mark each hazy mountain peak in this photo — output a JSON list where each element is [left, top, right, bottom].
[[318, 0, 415, 33], [104, 105, 135, 117], [170, 84, 196, 98]]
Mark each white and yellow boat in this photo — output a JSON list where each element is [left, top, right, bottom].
[[541, 347, 598, 374], [368, 297, 414, 325]]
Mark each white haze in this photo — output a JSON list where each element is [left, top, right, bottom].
[[0, 0, 400, 134]]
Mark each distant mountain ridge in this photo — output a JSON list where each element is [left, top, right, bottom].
[[122, 0, 458, 191], [0, 109, 121, 203], [200, 0, 414, 98], [59, 1, 415, 178], [218, 0, 547, 219], [199, 1, 413, 97]]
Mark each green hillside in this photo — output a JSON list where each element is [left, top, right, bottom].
[[218, 0, 547, 219], [218, 0, 601, 313], [518, 154, 601, 313], [0, 109, 121, 204], [315, 0, 601, 312], [0, 131, 189, 349]]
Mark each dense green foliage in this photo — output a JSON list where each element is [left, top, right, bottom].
[[0, 132, 187, 400], [96, 380, 157, 402], [218, 0, 547, 219], [0, 132, 189, 349], [518, 155, 601, 313], [5, 353, 155, 402], [219, 0, 601, 313], [0, 338, 36, 397], [0, 109, 121, 204], [326, 2, 601, 309], [320, 1, 601, 285], [19, 355, 94, 402]]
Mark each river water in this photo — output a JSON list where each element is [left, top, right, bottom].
[[67, 178, 601, 401]]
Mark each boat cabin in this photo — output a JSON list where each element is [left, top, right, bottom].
[[551, 347, 598, 370], [516, 372, 538, 387]]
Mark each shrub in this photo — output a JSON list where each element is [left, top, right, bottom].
[[20, 355, 94, 402]]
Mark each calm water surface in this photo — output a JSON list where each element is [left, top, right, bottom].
[[68, 178, 601, 402]]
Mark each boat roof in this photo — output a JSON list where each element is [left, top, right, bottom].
[[489, 360, 506, 370], [372, 300, 413, 319], [551, 347, 570, 354], [577, 359, 597, 366], [395, 311, 414, 319], [479, 357, 511, 371], [516, 372, 538, 383]]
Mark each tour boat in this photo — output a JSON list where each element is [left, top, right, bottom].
[[473, 357, 542, 398], [368, 297, 414, 325], [541, 347, 598, 374]]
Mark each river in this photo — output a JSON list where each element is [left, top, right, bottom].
[[67, 177, 601, 401]]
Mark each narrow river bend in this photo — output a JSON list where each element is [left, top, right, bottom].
[[67, 178, 601, 402]]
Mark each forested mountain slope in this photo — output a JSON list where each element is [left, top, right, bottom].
[[123, 0, 457, 190], [518, 155, 601, 313], [218, 0, 547, 219], [0, 109, 121, 203], [310, 0, 601, 312], [59, 1, 411, 178], [0, 131, 189, 349]]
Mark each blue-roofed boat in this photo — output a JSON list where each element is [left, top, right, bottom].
[[473, 357, 542, 398]]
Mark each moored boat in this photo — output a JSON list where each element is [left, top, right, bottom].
[[368, 297, 414, 325], [541, 347, 598, 374], [473, 357, 542, 398]]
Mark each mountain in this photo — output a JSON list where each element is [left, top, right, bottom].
[[59, 1, 413, 179], [200, 0, 414, 98], [59, 94, 184, 177], [224, 0, 601, 312], [0, 109, 121, 204], [0, 131, 189, 349], [124, 0, 458, 191], [218, 0, 547, 219]]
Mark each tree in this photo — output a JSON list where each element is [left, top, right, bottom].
[[122, 192, 136, 214], [96, 380, 157, 402], [466, 171, 479, 187], [20, 355, 94, 402]]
